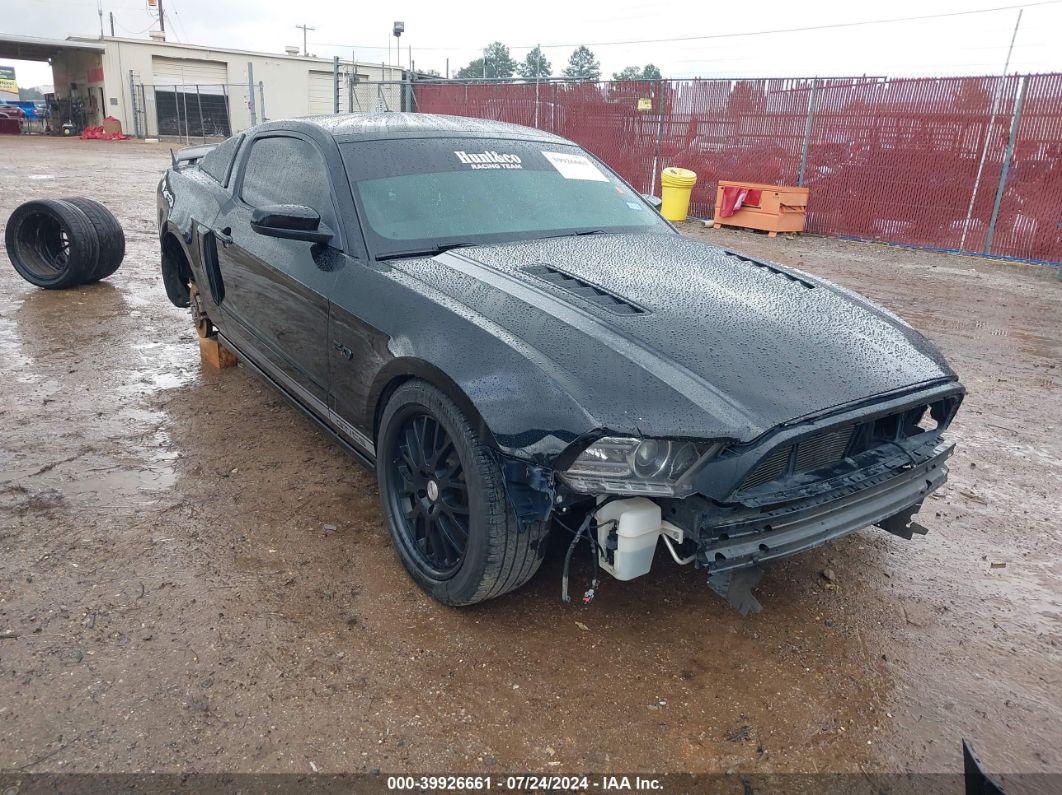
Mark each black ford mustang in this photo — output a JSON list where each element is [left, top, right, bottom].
[[158, 113, 964, 612]]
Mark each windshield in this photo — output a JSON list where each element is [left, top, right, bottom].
[[340, 137, 670, 258]]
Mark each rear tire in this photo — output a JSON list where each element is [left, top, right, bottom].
[[64, 197, 125, 282], [4, 199, 100, 289], [376, 380, 549, 606]]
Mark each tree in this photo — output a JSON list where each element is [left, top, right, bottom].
[[612, 64, 662, 81], [562, 46, 601, 81], [612, 66, 642, 81], [455, 59, 485, 80], [518, 46, 552, 80], [455, 41, 517, 80], [19, 86, 44, 101]]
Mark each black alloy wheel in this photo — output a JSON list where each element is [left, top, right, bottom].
[[376, 380, 551, 606], [388, 410, 471, 577]]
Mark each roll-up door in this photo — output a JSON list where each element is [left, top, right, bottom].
[[152, 56, 228, 92], [308, 70, 335, 115]]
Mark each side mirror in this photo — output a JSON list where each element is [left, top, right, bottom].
[[250, 204, 333, 244], [641, 193, 663, 210]]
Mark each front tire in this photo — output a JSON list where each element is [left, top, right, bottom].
[[376, 381, 549, 606]]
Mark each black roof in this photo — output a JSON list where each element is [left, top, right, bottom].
[[263, 112, 568, 144]]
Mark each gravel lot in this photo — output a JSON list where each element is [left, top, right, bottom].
[[0, 136, 1059, 781]]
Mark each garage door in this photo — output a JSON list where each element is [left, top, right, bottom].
[[152, 56, 228, 93], [308, 71, 335, 115]]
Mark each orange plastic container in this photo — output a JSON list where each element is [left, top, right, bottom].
[[712, 181, 809, 237]]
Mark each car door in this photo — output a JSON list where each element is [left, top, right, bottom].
[[212, 133, 340, 408]]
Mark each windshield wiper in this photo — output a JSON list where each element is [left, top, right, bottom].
[[375, 242, 480, 261], [375, 230, 617, 260], [537, 229, 614, 240]]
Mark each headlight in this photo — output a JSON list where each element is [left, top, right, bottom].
[[561, 437, 722, 497]]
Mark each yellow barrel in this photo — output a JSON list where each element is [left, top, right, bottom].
[[659, 167, 698, 222]]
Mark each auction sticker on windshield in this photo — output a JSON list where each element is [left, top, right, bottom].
[[542, 151, 609, 181]]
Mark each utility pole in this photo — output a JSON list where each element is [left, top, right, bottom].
[[109, 11, 114, 37], [296, 24, 315, 57], [959, 7, 1025, 251], [97, 0, 104, 39], [1002, 9, 1023, 75], [247, 62, 257, 126], [157, 0, 165, 37]]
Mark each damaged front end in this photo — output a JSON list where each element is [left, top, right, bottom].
[[542, 385, 964, 613]]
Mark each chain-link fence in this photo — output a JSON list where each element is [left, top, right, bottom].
[[126, 67, 1062, 264], [408, 74, 1062, 265], [338, 69, 406, 114]]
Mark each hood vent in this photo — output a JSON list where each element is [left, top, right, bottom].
[[724, 250, 815, 289], [524, 264, 647, 316]]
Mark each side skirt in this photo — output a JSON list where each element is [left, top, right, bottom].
[[217, 333, 376, 472]]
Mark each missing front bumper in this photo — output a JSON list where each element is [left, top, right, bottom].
[[577, 442, 951, 613], [700, 442, 952, 577]]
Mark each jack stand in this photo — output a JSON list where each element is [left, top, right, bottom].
[[708, 566, 764, 616], [198, 336, 237, 369]]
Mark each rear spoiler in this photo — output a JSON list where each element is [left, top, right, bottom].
[[170, 143, 218, 170]]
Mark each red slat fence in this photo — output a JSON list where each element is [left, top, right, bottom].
[[414, 75, 1062, 264]]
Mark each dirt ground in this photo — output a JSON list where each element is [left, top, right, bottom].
[[0, 136, 1059, 783]]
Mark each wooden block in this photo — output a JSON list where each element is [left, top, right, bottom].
[[199, 336, 238, 369]]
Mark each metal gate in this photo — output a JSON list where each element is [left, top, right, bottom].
[[131, 75, 263, 142]]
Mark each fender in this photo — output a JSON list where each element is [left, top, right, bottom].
[[368, 357, 558, 526], [368, 357, 500, 450]]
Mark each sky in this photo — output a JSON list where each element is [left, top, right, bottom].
[[4, 0, 1062, 88]]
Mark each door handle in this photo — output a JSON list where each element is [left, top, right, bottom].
[[214, 227, 233, 246], [333, 341, 354, 361]]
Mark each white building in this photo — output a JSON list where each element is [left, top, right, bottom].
[[0, 33, 407, 138]]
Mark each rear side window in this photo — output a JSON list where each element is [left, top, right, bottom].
[[240, 136, 336, 228], [199, 134, 243, 185]]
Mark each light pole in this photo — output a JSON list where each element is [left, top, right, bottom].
[[393, 21, 404, 70]]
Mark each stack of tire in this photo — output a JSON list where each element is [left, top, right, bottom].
[[4, 198, 125, 289]]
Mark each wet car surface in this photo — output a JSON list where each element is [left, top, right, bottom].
[[0, 136, 1060, 781], [157, 115, 966, 611]]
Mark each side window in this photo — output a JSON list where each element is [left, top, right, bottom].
[[240, 136, 336, 228], [199, 133, 243, 185]]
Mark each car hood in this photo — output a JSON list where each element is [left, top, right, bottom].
[[392, 233, 956, 443]]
